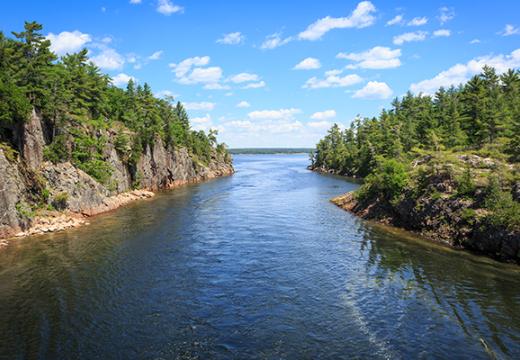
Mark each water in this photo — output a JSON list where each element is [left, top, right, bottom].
[[1, 154, 519, 359]]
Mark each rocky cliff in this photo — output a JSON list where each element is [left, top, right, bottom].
[[0, 111, 233, 240]]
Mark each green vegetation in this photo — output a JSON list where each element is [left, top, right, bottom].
[[0, 22, 229, 183], [312, 66, 520, 233]]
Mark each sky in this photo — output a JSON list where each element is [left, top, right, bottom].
[[1, 0, 519, 148]]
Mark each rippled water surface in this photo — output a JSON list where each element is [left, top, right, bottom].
[[1, 154, 520, 359]]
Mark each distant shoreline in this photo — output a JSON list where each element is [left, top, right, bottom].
[[229, 148, 314, 155]]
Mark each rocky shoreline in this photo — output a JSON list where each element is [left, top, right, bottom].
[[330, 190, 520, 264], [1, 166, 234, 246]]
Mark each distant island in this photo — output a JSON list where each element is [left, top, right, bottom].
[[230, 148, 314, 155]]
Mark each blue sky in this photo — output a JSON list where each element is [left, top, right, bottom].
[[1, 1, 519, 148]]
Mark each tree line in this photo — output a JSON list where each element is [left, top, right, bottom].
[[311, 66, 520, 177], [0, 22, 228, 184]]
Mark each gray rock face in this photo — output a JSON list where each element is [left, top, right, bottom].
[[22, 109, 45, 170], [41, 162, 109, 215], [0, 150, 28, 237], [1, 120, 234, 239]]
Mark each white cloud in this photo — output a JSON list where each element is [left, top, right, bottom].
[[298, 1, 376, 41], [111, 73, 135, 87], [260, 32, 293, 49], [310, 110, 336, 120], [501, 24, 520, 36], [148, 50, 163, 60], [155, 90, 177, 98], [184, 102, 216, 111], [433, 29, 451, 38], [337, 46, 401, 69], [156, 0, 183, 15], [236, 101, 251, 108], [169, 56, 225, 88], [191, 114, 211, 124], [91, 48, 125, 70], [470, 38, 481, 44], [410, 48, 520, 94], [217, 32, 245, 45], [352, 81, 393, 99], [303, 70, 363, 89], [438, 7, 455, 25], [203, 83, 230, 90], [308, 120, 333, 129], [407, 17, 428, 26], [386, 15, 404, 26], [242, 81, 266, 89], [293, 57, 321, 70], [248, 108, 301, 120], [228, 73, 260, 83], [46, 31, 92, 55], [130, 0, 142, 4], [393, 31, 428, 45]]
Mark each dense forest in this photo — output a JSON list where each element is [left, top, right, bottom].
[[0, 22, 229, 186], [311, 66, 520, 250]]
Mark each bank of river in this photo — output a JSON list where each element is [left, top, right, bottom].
[[1, 154, 519, 359]]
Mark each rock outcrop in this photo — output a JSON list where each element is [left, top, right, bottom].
[[0, 112, 234, 241]]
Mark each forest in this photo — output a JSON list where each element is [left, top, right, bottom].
[[0, 22, 229, 185], [311, 66, 520, 232]]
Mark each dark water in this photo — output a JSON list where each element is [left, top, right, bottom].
[[1, 154, 520, 359]]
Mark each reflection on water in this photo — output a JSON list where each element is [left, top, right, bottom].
[[0, 154, 519, 359]]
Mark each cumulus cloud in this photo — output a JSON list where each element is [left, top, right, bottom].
[[260, 32, 292, 49], [169, 56, 225, 88], [184, 102, 216, 111], [308, 120, 333, 129], [337, 46, 401, 69], [298, 1, 376, 41], [236, 101, 251, 108], [393, 31, 428, 45], [46, 31, 92, 55], [386, 15, 404, 26], [111, 73, 135, 87], [410, 48, 520, 94], [303, 70, 363, 89], [501, 24, 520, 36], [248, 108, 301, 120], [407, 17, 428, 26], [293, 57, 321, 70], [433, 29, 451, 38], [130, 0, 142, 4], [148, 50, 163, 60], [217, 32, 245, 45], [228, 73, 260, 83], [91, 48, 125, 70], [242, 81, 266, 89], [352, 81, 393, 99], [156, 0, 183, 15], [438, 7, 455, 25], [310, 110, 336, 120], [470, 38, 481, 44]]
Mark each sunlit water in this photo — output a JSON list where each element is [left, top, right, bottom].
[[1, 154, 519, 359]]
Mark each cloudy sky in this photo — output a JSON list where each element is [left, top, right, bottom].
[[1, 0, 519, 147]]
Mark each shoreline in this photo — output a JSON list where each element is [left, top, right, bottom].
[[1, 169, 234, 246], [330, 191, 520, 265]]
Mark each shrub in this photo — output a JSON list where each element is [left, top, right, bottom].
[[52, 192, 69, 210], [76, 159, 113, 184], [484, 175, 520, 231], [44, 135, 69, 163], [357, 157, 409, 203], [456, 167, 476, 197]]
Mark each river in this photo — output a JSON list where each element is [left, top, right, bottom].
[[1, 154, 519, 359]]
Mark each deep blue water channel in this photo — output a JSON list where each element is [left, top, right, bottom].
[[1, 154, 519, 359]]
